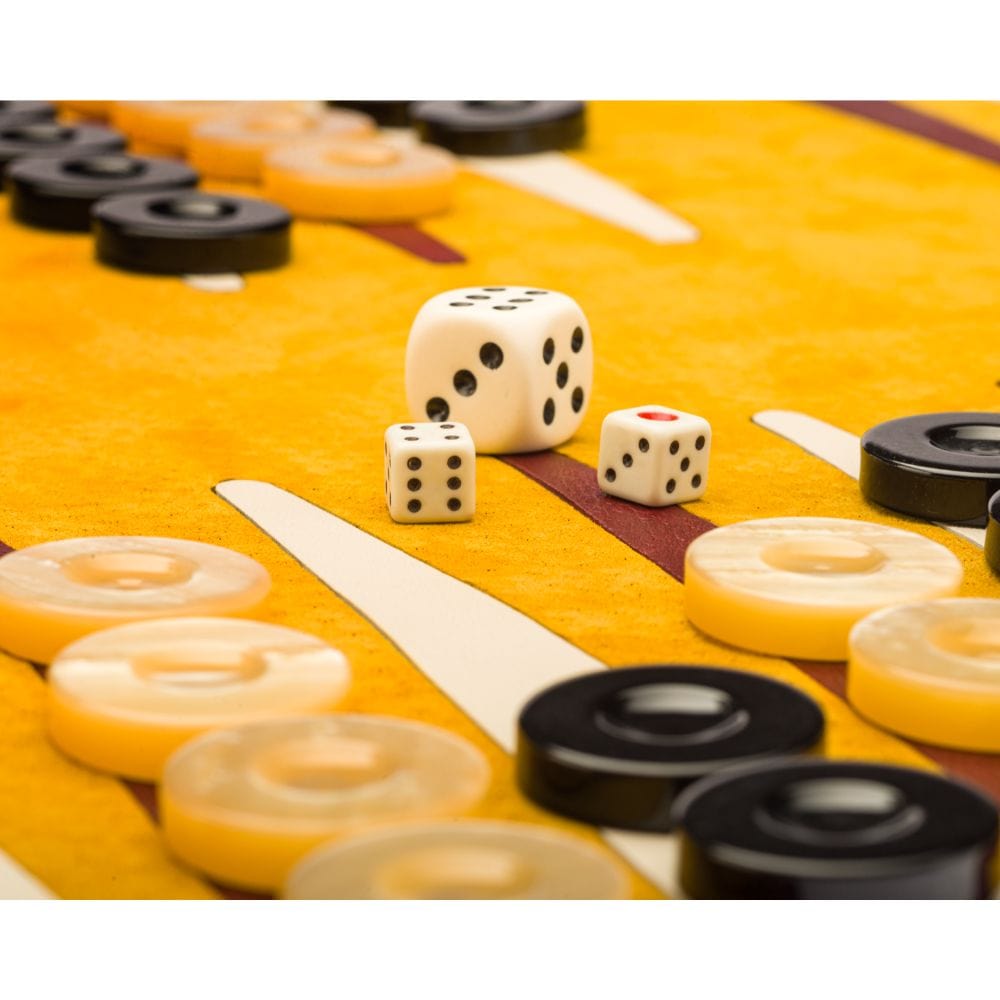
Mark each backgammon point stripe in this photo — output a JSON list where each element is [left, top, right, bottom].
[[465, 152, 700, 245], [214, 478, 679, 895], [751, 409, 986, 549]]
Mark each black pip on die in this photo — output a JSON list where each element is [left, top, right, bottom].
[[405, 286, 593, 454], [599, 405, 711, 506], [385, 421, 476, 523]]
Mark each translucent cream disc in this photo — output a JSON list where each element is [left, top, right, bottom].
[[189, 108, 374, 181], [262, 138, 457, 222], [849, 599, 1000, 751], [284, 820, 630, 900], [684, 517, 963, 661], [111, 101, 313, 151], [0, 536, 271, 663], [160, 715, 490, 893], [47, 617, 350, 780]]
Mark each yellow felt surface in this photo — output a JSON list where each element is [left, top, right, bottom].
[[0, 101, 998, 898], [912, 101, 1000, 141], [0, 652, 214, 898]]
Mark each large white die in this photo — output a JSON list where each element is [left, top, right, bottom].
[[384, 421, 476, 523], [598, 405, 711, 506], [404, 285, 593, 454]]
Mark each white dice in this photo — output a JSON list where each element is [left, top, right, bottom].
[[598, 405, 711, 506], [405, 285, 593, 454], [384, 421, 476, 523]]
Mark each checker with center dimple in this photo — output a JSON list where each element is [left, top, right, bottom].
[[0, 536, 271, 664], [987, 491, 1000, 575], [47, 617, 351, 781], [284, 820, 630, 899], [160, 715, 491, 893], [0, 102, 55, 127], [406, 286, 593, 454], [860, 412, 1000, 525], [412, 101, 586, 156], [189, 107, 374, 182], [262, 137, 457, 223], [517, 665, 825, 831], [93, 191, 291, 275], [7, 154, 198, 232], [112, 102, 312, 154], [684, 516, 964, 661], [0, 122, 124, 169], [672, 760, 999, 899], [848, 598, 1000, 752]]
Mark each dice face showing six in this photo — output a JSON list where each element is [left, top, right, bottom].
[[598, 405, 711, 506], [385, 421, 476, 523], [404, 286, 593, 455]]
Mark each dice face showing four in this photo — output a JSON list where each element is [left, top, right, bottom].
[[404, 286, 593, 455], [385, 421, 476, 523], [598, 405, 711, 507]]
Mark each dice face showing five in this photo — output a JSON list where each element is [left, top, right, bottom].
[[405, 286, 593, 455], [598, 405, 711, 507], [385, 421, 476, 523]]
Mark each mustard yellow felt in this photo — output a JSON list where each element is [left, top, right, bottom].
[[0, 652, 215, 899], [0, 101, 998, 899]]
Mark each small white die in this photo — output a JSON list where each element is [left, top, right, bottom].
[[598, 405, 710, 506], [385, 422, 476, 523]]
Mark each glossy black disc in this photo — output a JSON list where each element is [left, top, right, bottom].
[[0, 122, 124, 170], [673, 759, 998, 899], [860, 412, 1000, 526], [986, 491, 1000, 576], [93, 191, 291, 275], [7, 154, 199, 232], [412, 101, 585, 156], [516, 665, 824, 832], [0, 101, 55, 128]]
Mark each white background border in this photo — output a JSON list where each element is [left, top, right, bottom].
[[4, 1, 1000, 96], [1, 3, 997, 994], [1, 901, 995, 997]]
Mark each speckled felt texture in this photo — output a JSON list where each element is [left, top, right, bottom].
[[0, 652, 214, 898], [0, 102, 997, 898]]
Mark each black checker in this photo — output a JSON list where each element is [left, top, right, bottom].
[[986, 490, 1000, 576], [412, 101, 586, 156], [516, 665, 824, 832], [326, 101, 413, 127], [93, 191, 291, 275], [860, 412, 1000, 525], [0, 101, 55, 128], [0, 123, 124, 171], [672, 759, 998, 899], [7, 154, 199, 232]]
